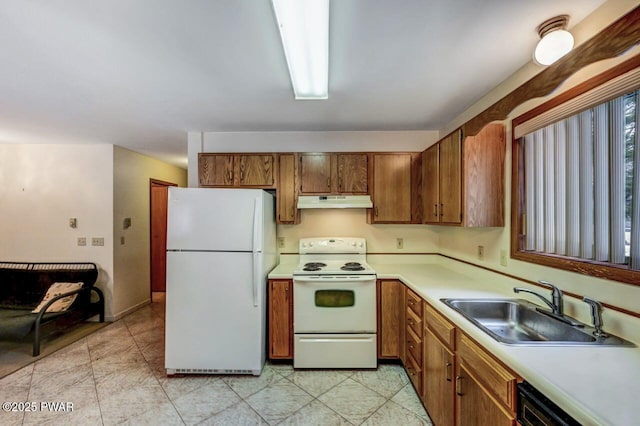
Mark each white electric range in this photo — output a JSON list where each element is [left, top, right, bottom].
[[292, 237, 377, 369]]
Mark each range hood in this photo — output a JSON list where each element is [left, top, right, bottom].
[[297, 195, 373, 209]]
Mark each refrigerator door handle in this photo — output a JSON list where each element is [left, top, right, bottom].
[[252, 196, 262, 253], [252, 252, 260, 307]]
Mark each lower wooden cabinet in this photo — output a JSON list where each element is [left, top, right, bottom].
[[268, 279, 293, 359], [455, 362, 516, 426], [424, 328, 455, 426], [377, 279, 404, 359]]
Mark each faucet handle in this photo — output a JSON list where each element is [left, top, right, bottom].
[[538, 280, 564, 315], [583, 297, 608, 337]]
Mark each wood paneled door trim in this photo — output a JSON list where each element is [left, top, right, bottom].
[[150, 179, 177, 295]]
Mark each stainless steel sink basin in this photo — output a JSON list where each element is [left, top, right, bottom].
[[440, 298, 634, 346]]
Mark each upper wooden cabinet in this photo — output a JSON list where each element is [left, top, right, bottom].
[[337, 153, 368, 193], [299, 153, 369, 194], [198, 153, 276, 188], [277, 154, 299, 224], [423, 123, 505, 227], [370, 153, 422, 224]]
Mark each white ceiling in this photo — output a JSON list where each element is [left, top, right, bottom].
[[0, 0, 605, 167]]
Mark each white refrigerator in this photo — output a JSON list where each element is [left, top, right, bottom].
[[164, 187, 276, 376]]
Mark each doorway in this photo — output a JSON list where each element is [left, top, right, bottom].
[[150, 179, 177, 298]]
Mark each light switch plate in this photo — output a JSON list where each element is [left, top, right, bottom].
[[77, 237, 86, 246], [92, 237, 104, 246]]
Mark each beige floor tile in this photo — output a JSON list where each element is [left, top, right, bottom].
[[120, 400, 184, 426], [362, 400, 431, 426], [245, 380, 313, 425], [285, 369, 351, 397], [318, 378, 387, 425], [223, 365, 285, 399], [29, 363, 95, 393], [278, 400, 352, 426], [22, 385, 101, 426], [158, 375, 220, 400], [172, 380, 241, 425], [390, 383, 430, 421], [198, 400, 267, 426], [351, 364, 409, 398], [98, 384, 172, 425]]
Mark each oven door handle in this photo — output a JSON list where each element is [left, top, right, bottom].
[[293, 276, 376, 283]]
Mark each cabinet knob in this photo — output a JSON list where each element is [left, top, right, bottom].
[[455, 375, 463, 396], [374, 206, 379, 217], [434, 203, 438, 217], [327, 177, 331, 188], [240, 170, 244, 181], [440, 203, 444, 217], [338, 176, 342, 190], [445, 362, 452, 382]]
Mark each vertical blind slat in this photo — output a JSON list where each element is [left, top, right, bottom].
[[534, 129, 545, 252], [610, 97, 626, 264], [631, 90, 640, 269], [579, 109, 595, 260], [525, 134, 536, 250], [566, 116, 581, 257], [544, 124, 556, 253], [554, 121, 567, 255], [594, 104, 610, 262]]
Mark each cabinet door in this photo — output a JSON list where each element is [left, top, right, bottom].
[[268, 280, 293, 359], [377, 280, 404, 359], [199, 154, 234, 186], [337, 154, 368, 194], [423, 146, 440, 224], [372, 154, 412, 222], [439, 132, 462, 223], [424, 329, 455, 426], [300, 153, 332, 193], [238, 155, 275, 187], [455, 362, 516, 426], [277, 154, 297, 224]]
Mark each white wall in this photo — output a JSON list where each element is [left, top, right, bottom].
[[0, 144, 115, 317], [437, 0, 640, 317], [112, 147, 187, 319], [187, 130, 438, 187]]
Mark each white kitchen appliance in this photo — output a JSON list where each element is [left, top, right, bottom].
[[164, 187, 276, 376], [293, 237, 377, 369]]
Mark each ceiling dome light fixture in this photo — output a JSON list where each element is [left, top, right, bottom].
[[533, 15, 574, 66]]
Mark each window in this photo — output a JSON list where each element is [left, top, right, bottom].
[[512, 59, 640, 285]]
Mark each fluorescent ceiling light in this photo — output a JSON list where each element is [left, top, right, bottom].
[[533, 15, 574, 66], [272, 0, 329, 100]]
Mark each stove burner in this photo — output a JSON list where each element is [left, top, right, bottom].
[[344, 262, 362, 267], [341, 265, 365, 271], [303, 262, 326, 272]]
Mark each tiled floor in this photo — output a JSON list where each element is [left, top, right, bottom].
[[0, 301, 432, 425]]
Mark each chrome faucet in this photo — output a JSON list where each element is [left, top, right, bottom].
[[514, 281, 582, 326], [514, 280, 563, 315], [583, 297, 608, 337]]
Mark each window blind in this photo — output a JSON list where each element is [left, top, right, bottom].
[[521, 90, 638, 271]]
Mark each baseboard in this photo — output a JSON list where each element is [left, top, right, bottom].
[[107, 298, 151, 321]]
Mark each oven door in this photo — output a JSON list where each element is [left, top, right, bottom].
[[293, 275, 376, 333]]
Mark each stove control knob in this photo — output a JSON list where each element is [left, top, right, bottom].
[[358, 242, 364, 247], [351, 242, 356, 246], [309, 242, 314, 247], [302, 243, 307, 248]]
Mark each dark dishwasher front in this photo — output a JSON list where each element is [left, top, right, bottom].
[[517, 382, 581, 426]]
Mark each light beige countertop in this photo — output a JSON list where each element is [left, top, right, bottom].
[[268, 257, 640, 426]]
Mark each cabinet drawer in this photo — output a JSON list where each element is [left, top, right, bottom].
[[406, 288, 423, 317], [457, 332, 518, 411], [425, 304, 456, 350], [406, 307, 423, 338], [405, 351, 423, 395], [406, 326, 423, 366]]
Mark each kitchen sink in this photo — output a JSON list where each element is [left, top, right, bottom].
[[440, 298, 634, 346]]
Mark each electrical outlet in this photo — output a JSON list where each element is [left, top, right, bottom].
[[396, 238, 404, 249], [69, 218, 77, 228], [500, 249, 508, 266], [278, 237, 285, 248], [92, 237, 104, 246], [477, 245, 484, 260], [77, 237, 86, 246]]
